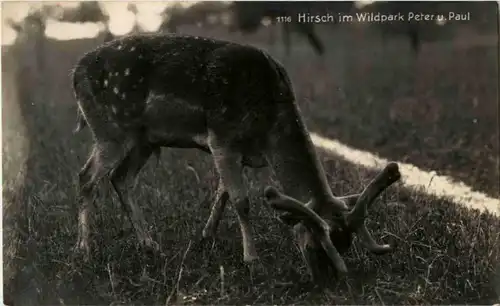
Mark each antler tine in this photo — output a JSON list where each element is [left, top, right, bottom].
[[275, 194, 359, 227], [338, 193, 394, 254], [264, 186, 328, 233], [264, 186, 349, 274], [273, 161, 401, 229], [338, 194, 360, 208], [358, 222, 392, 255], [346, 162, 401, 230]]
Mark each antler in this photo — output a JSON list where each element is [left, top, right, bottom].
[[264, 162, 401, 274], [264, 187, 348, 274], [345, 162, 401, 230]]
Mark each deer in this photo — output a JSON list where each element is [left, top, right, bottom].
[[159, 2, 230, 34], [71, 33, 402, 282], [229, 1, 326, 57], [229, 1, 356, 57], [356, 1, 423, 55]]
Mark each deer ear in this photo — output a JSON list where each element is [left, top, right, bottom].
[[264, 186, 282, 201]]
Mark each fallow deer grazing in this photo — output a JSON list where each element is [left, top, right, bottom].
[[229, 1, 326, 57], [72, 33, 401, 281]]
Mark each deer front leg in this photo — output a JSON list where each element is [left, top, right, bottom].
[[202, 179, 229, 238], [111, 181, 157, 250], [203, 152, 267, 239], [210, 146, 258, 262], [296, 228, 323, 282], [282, 22, 291, 57]]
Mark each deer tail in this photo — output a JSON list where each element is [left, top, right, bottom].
[[152, 147, 162, 167], [74, 107, 87, 133]]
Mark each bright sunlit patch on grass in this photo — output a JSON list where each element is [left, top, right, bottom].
[[45, 20, 104, 40], [99, 2, 135, 36], [108, 11, 135, 36], [133, 2, 171, 15], [1, 2, 38, 46], [355, 0, 376, 9], [1, 2, 40, 24], [2, 27, 17, 46], [136, 12, 163, 33], [311, 133, 500, 216]]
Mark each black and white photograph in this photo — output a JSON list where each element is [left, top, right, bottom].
[[2, 1, 499, 304]]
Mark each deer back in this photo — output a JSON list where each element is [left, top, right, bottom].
[[72, 34, 297, 148]]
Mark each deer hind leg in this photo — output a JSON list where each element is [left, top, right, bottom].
[[209, 142, 258, 262], [75, 142, 129, 259], [75, 147, 98, 258], [282, 22, 291, 57], [110, 144, 157, 250], [294, 23, 324, 56]]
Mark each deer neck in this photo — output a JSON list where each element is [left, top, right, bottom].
[[266, 104, 334, 213]]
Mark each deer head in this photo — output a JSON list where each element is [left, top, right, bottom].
[[264, 162, 401, 281]]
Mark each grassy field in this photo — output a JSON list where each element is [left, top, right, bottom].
[[301, 31, 499, 198], [3, 21, 500, 305]]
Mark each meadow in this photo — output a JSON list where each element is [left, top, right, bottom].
[[2, 16, 499, 305]]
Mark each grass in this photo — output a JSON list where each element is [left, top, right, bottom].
[[308, 42, 498, 198], [3, 22, 500, 305], [286, 27, 499, 198]]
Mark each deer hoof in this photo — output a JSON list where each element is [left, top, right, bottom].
[[201, 227, 214, 239], [73, 240, 91, 262], [139, 234, 160, 252], [243, 253, 259, 263], [371, 244, 393, 255]]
